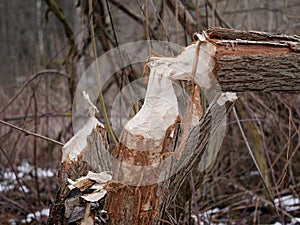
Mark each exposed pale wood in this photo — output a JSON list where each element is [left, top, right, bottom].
[[48, 125, 110, 225]]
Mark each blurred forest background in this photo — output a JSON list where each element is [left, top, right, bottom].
[[0, 0, 299, 224]]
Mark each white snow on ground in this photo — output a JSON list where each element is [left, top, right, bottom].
[[274, 217, 300, 225], [193, 207, 225, 225], [273, 195, 300, 225], [9, 208, 50, 224], [275, 195, 300, 212], [21, 208, 50, 223], [0, 161, 55, 193], [194, 195, 300, 225]]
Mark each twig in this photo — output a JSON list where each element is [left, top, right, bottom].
[[166, 0, 197, 37], [0, 120, 64, 146], [175, 0, 179, 43], [32, 89, 41, 206], [144, 0, 151, 56], [189, 173, 201, 225], [109, 0, 158, 39], [0, 145, 37, 220], [0, 70, 68, 113], [195, 0, 199, 31], [206, 0, 233, 29], [88, 0, 118, 146], [149, 0, 170, 41], [105, 0, 127, 91], [256, 113, 286, 222], [105, 0, 119, 48], [3, 112, 71, 121], [45, 0, 78, 101], [205, 0, 208, 28], [109, 0, 144, 24], [232, 106, 285, 224]]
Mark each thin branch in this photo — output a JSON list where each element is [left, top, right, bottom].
[[206, 0, 233, 29], [166, 0, 197, 36], [45, 0, 78, 101], [150, 0, 170, 41], [45, 0, 76, 49], [232, 107, 284, 224], [3, 112, 71, 122], [0, 145, 37, 220], [0, 120, 64, 146], [88, 0, 118, 146], [109, 0, 158, 39], [105, 0, 120, 47], [0, 70, 68, 113], [109, 0, 144, 24]]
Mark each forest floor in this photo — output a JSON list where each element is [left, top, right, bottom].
[[1, 160, 300, 224]]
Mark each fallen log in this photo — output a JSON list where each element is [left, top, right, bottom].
[[208, 27, 300, 93]]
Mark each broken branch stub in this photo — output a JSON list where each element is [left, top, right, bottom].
[[48, 93, 112, 224]]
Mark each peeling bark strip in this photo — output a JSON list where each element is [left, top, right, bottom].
[[207, 27, 300, 93]]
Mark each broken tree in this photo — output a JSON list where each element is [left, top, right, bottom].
[[48, 28, 300, 225]]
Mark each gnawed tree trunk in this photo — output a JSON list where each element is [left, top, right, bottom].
[[48, 28, 300, 225]]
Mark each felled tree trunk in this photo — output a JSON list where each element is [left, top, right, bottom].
[[209, 27, 300, 93], [48, 28, 300, 225]]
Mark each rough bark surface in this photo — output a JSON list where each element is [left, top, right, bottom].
[[48, 125, 110, 225], [208, 27, 300, 93], [215, 53, 299, 92], [48, 28, 300, 225]]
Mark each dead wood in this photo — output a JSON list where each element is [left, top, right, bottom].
[[48, 28, 300, 225], [207, 27, 300, 93]]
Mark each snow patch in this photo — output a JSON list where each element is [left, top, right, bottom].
[[0, 161, 55, 193], [8, 208, 50, 224], [275, 195, 300, 212]]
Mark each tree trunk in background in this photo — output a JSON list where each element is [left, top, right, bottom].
[[48, 28, 300, 224]]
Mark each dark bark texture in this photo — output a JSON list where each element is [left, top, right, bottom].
[[208, 27, 300, 93]]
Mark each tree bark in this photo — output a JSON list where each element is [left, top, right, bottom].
[[48, 28, 300, 225], [208, 27, 300, 93]]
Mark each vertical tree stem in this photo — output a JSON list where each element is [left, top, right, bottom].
[[88, 0, 118, 146]]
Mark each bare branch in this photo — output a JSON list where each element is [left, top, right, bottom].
[[206, 0, 233, 28], [45, 0, 78, 101], [0, 119, 64, 146], [166, 0, 197, 36], [108, 0, 158, 39], [0, 70, 68, 113]]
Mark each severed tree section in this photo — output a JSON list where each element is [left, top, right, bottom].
[[48, 28, 300, 225], [208, 27, 300, 93]]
